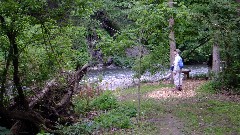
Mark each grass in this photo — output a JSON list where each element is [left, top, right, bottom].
[[56, 80, 239, 135], [174, 99, 240, 134], [108, 80, 240, 135]]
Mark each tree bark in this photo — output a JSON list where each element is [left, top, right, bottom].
[[212, 43, 220, 79], [7, 31, 29, 110], [29, 79, 58, 108], [0, 44, 13, 107], [0, 15, 12, 107], [169, 0, 176, 84]]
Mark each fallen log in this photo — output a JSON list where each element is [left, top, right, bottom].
[[29, 79, 58, 108], [1, 63, 92, 134]]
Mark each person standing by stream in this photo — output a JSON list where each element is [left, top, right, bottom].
[[173, 49, 184, 91]]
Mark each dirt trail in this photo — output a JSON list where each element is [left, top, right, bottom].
[[157, 114, 184, 135], [144, 80, 207, 135]]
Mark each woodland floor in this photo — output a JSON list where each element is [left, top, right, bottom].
[[145, 80, 206, 135], [116, 79, 240, 135]]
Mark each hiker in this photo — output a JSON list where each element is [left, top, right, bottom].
[[173, 49, 184, 91]]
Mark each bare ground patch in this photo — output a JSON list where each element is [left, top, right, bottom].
[[147, 114, 185, 135], [143, 80, 207, 135], [146, 80, 207, 99]]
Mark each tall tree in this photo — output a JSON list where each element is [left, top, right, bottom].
[[180, 0, 240, 92], [212, 43, 220, 78], [168, 0, 176, 66], [0, 0, 97, 133], [169, 0, 176, 83]]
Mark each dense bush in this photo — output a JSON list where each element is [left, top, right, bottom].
[[219, 62, 240, 94], [90, 90, 118, 110], [63, 90, 137, 134], [94, 109, 132, 129]]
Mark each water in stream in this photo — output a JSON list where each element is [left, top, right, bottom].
[[81, 64, 208, 90]]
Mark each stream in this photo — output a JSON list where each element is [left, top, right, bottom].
[[81, 64, 208, 90]]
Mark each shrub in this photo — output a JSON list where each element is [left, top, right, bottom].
[[197, 81, 216, 94], [58, 122, 96, 135], [93, 104, 136, 129], [0, 126, 11, 135], [94, 110, 131, 129], [74, 97, 92, 114], [90, 90, 118, 110]]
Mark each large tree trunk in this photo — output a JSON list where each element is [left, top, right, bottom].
[[0, 45, 12, 107], [8, 31, 29, 111], [0, 15, 11, 107], [212, 43, 220, 79], [169, 0, 176, 84]]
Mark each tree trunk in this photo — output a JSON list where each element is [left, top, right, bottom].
[[169, 0, 176, 84], [212, 43, 220, 79], [8, 31, 28, 110], [0, 46, 12, 107], [87, 29, 103, 65], [0, 15, 11, 107]]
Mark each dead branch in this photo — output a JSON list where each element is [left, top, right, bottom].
[[29, 79, 58, 108]]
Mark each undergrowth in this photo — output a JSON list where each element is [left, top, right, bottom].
[[58, 90, 137, 134]]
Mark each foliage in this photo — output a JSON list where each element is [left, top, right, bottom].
[[112, 55, 135, 68], [197, 81, 216, 94], [0, 126, 11, 135], [58, 122, 96, 135], [90, 90, 118, 110], [74, 96, 92, 114], [94, 108, 132, 129], [124, 1, 189, 74], [0, 0, 100, 134], [173, 0, 240, 91], [0, 0, 96, 106], [1, 0, 240, 134], [62, 90, 137, 134]]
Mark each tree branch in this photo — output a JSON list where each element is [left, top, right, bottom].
[[184, 36, 211, 58]]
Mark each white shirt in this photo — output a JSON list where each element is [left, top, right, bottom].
[[173, 54, 181, 72]]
